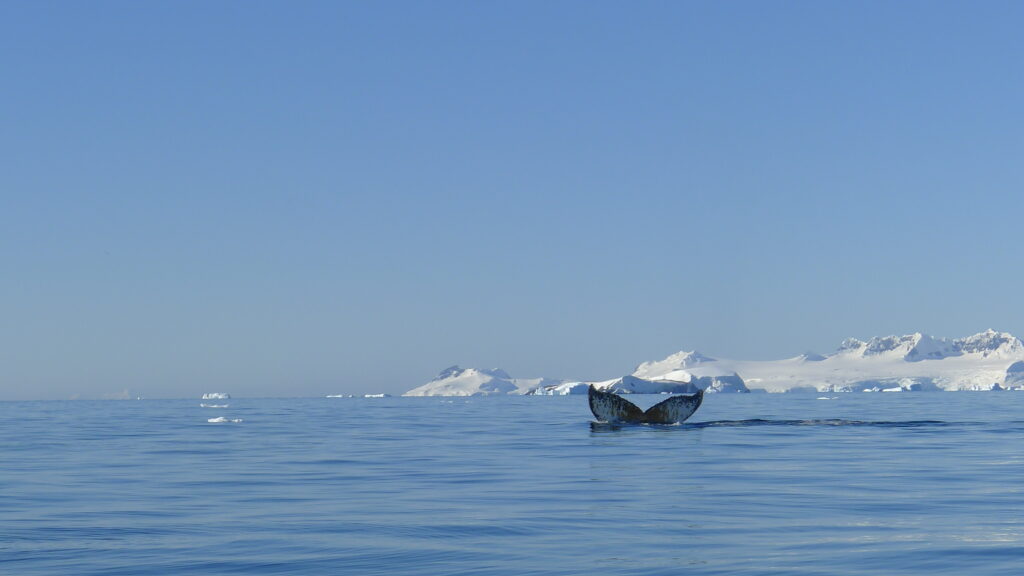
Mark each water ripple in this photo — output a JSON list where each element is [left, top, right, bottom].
[[3, 395, 1024, 575]]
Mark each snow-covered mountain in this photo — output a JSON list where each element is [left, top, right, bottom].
[[404, 366, 562, 397], [404, 330, 1024, 396], [718, 329, 1024, 392], [627, 351, 749, 393], [832, 331, 1024, 362], [530, 376, 703, 396], [632, 351, 716, 379], [407, 364, 749, 397]]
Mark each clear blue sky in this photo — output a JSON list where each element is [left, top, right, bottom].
[[3, 1, 1023, 400]]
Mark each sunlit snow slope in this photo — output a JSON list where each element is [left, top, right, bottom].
[[404, 330, 1024, 396]]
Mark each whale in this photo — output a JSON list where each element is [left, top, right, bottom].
[[588, 385, 703, 424]]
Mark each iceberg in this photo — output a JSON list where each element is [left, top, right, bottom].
[[530, 382, 590, 395]]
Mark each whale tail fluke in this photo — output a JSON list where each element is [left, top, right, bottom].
[[588, 385, 703, 424]]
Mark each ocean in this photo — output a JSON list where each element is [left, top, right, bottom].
[[3, 393, 1023, 575]]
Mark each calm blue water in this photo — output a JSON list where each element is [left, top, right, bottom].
[[3, 393, 1024, 575]]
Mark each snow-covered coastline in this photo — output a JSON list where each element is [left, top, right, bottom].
[[404, 330, 1024, 396]]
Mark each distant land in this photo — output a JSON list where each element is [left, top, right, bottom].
[[404, 330, 1024, 396]]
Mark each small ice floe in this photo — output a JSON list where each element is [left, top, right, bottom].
[[364, 393, 391, 398], [207, 416, 243, 423], [202, 392, 231, 400], [325, 394, 354, 398], [816, 396, 839, 400], [200, 403, 229, 408]]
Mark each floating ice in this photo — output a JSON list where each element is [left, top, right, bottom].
[[202, 393, 231, 400], [200, 403, 229, 408], [207, 416, 242, 423]]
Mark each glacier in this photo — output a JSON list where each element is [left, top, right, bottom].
[[403, 330, 1024, 396]]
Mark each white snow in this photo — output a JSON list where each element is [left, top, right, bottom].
[[667, 330, 1024, 393], [630, 359, 749, 393], [403, 366, 562, 397], [601, 375, 700, 395], [404, 330, 1024, 396], [530, 381, 591, 395], [632, 351, 716, 379]]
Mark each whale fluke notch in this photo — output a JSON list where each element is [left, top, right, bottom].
[[588, 385, 703, 424]]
